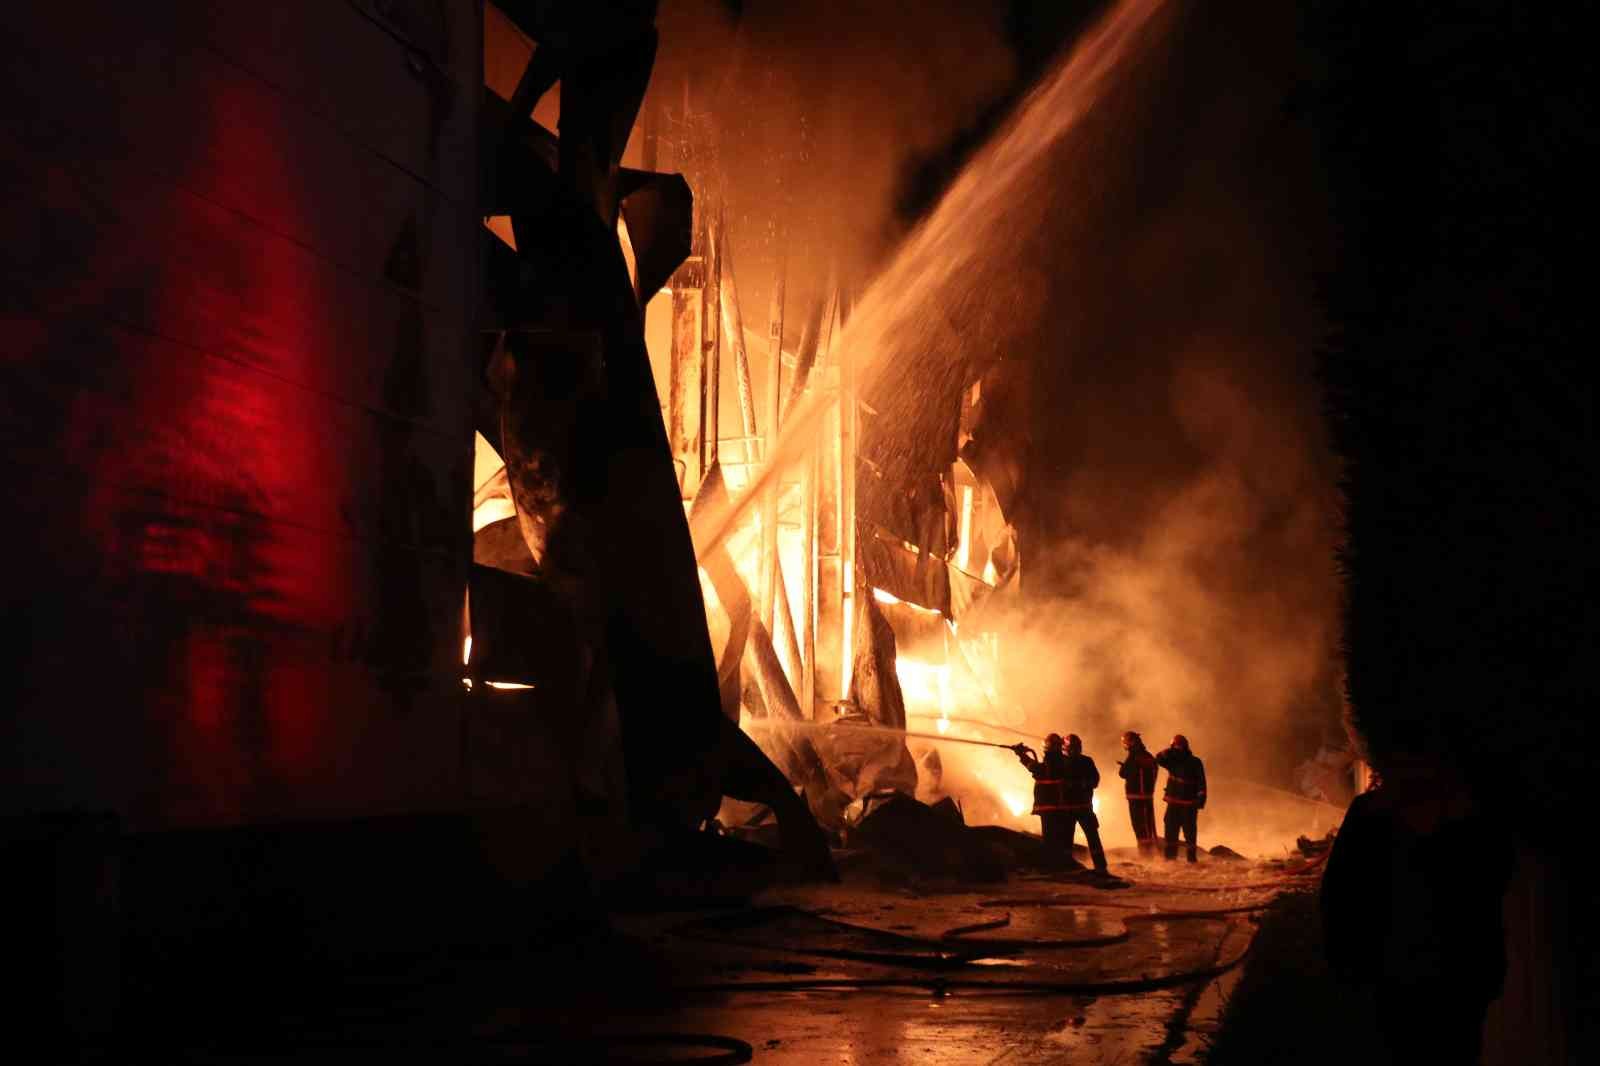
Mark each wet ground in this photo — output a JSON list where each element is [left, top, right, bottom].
[[547, 846, 1315, 1064], [160, 845, 1323, 1065], [583, 978, 1242, 1065]]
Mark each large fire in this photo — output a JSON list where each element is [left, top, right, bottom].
[[451, 0, 1350, 870], [892, 633, 1043, 830], [472, 412, 1042, 828]]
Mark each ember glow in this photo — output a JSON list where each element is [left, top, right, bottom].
[[471, 496, 516, 533], [895, 657, 953, 713], [892, 643, 1048, 829], [651, 0, 1340, 855], [871, 586, 942, 618]]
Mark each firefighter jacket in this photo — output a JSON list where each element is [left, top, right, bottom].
[[1030, 751, 1100, 813], [1156, 748, 1207, 808], [1119, 747, 1158, 800]]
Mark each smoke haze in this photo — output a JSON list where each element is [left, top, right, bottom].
[[655, 1, 1344, 852], [654, 0, 1020, 320]]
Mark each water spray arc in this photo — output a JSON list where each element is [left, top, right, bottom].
[[688, 0, 1175, 565], [685, 0, 1342, 854]]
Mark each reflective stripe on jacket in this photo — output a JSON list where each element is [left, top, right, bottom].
[[1031, 752, 1099, 813], [1119, 749, 1158, 799], [1031, 778, 1087, 812]]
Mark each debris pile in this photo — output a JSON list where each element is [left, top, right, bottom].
[[1296, 829, 1336, 857]]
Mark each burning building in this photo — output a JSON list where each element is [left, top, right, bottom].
[[11, 1, 1578, 1059], [3, 0, 1345, 937], [0, 0, 845, 1039], [2, 0, 1348, 900], [469, 0, 1043, 840]]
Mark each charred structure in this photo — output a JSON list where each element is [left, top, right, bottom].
[[0, 1, 1583, 1061]]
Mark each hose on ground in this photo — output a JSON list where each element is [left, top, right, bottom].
[[663, 854, 1329, 997]]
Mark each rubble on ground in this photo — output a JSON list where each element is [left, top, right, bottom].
[[1296, 829, 1336, 856], [714, 788, 1321, 901]]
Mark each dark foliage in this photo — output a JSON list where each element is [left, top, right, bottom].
[[1301, 1, 1590, 834], [1299, 2, 1594, 1044]]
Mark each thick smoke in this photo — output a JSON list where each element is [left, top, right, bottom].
[[651, 0, 1019, 323], [908, 1, 1345, 855], [652, 1, 1345, 854]]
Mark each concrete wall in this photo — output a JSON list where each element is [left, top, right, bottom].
[[0, 1, 482, 830]]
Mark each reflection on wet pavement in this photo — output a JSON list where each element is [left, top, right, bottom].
[[538, 855, 1318, 1063]]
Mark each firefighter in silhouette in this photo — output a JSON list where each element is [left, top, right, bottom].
[[1155, 734, 1207, 861], [1013, 733, 1108, 873], [1118, 730, 1160, 856]]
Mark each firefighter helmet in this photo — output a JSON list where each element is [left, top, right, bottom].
[[1121, 730, 1142, 749], [1171, 734, 1190, 752], [1044, 733, 1064, 751], [1065, 733, 1083, 755]]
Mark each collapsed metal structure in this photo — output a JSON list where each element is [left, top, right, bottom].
[[469, 1, 1031, 838], [468, 1, 834, 871]]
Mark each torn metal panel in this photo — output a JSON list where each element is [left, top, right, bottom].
[[668, 256, 706, 496], [858, 523, 951, 616], [850, 594, 910, 732], [478, 89, 561, 217], [492, 328, 605, 573], [479, 93, 692, 317], [959, 359, 1032, 521], [692, 468, 833, 812], [618, 171, 694, 303], [473, 516, 535, 577], [478, 5, 834, 874], [690, 463, 756, 722]]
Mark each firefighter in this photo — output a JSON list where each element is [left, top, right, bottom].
[[1155, 734, 1207, 861], [1118, 730, 1160, 856], [1013, 733, 1109, 873]]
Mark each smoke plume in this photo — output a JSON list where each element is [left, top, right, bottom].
[[659, 1, 1345, 853]]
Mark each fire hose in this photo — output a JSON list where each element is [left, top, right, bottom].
[[746, 718, 1350, 811], [675, 897, 1279, 995], [672, 849, 1331, 996], [744, 717, 1025, 751]]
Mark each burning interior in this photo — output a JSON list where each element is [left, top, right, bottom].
[[465, 0, 1352, 865], [466, 0, 1094, 856], [4, 0, 1579, 1059]]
